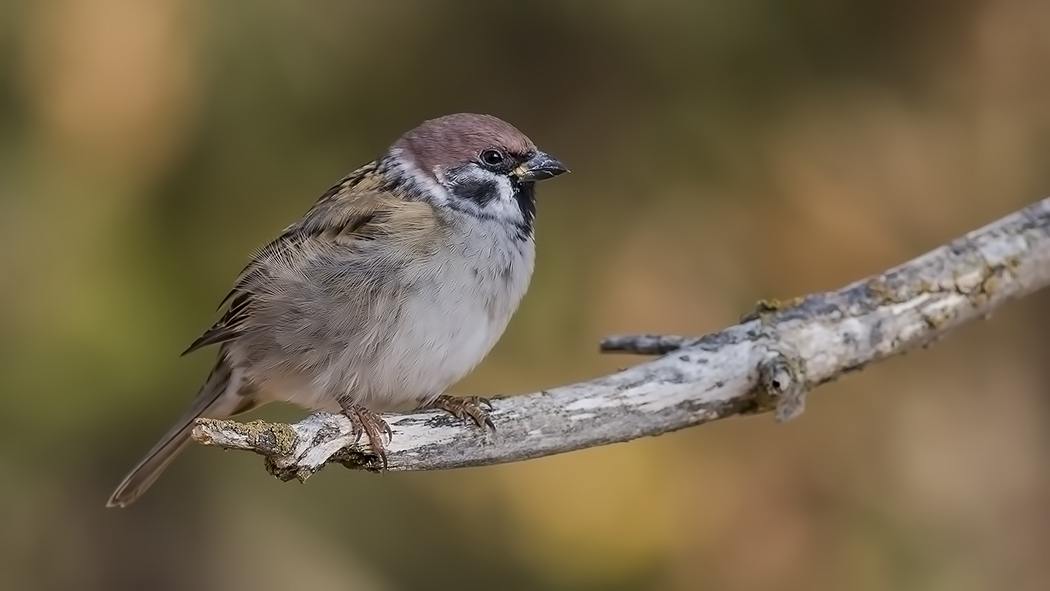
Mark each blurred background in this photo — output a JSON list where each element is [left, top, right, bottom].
[[2, 0, 1050, 589]]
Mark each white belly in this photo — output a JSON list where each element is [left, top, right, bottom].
[[359, 224, 535, 409]]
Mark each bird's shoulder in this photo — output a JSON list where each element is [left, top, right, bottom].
[[293, 161, 443, 244]]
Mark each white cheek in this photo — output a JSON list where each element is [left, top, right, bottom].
[[391, 148, 451, 205], [416, 169, 450, 205], [484, 175, 524, 222]]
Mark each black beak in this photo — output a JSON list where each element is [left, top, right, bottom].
[[514, 151, 568, 182]]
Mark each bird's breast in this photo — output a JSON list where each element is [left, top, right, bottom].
[[366, 219, 535, 406]]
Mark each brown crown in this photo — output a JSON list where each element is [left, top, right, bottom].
[[393, 113, 536, 175]]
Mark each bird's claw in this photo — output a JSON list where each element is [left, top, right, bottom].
[[423, 395, 495, 431], [340, 405, 392, 469]]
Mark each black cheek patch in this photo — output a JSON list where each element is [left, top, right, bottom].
[[450, 176, 500, 207]]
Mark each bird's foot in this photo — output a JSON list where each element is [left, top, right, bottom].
[[339, 404, 393, 469], [421, 395, 495, 430]]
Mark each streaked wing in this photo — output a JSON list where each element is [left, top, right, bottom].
[[181, 162, 431, 356]]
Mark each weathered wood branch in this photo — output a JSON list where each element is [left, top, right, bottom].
[[191, 198, 1050, 483]]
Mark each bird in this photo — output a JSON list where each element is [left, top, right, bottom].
[[107, 113, 567, 508]]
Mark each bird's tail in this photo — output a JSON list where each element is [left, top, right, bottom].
[[107, 358, 251, 508]]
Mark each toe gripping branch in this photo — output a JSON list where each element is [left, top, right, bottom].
[[422, 394, 495, 430], [190, 394, 501, 485]]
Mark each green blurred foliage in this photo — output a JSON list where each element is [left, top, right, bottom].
[[2, 0, 1050, 589]]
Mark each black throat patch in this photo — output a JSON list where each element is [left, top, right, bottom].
[[513, 181, 537, 239]]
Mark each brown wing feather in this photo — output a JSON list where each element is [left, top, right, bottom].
[[182, 162, 434, 356]]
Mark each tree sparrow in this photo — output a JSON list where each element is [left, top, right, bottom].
[[108, 113, 567, 508]]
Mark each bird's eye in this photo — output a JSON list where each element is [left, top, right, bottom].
[[480, 149, 505, 167]]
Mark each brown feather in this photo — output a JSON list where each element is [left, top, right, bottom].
[[182, 162, 441, 357]]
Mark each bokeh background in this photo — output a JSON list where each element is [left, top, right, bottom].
[[2, 1, 1050, 589]]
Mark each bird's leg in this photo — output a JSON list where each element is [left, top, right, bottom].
[[337, 401, 393, 469], [419, 395, 495, 430]]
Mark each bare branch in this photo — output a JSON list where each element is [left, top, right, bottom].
[[192, 198, 1050, 482]]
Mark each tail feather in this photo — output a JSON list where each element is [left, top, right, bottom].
[[107, 358, 248, 508]]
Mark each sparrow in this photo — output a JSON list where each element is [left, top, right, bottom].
[[107, 113, 567, 508]]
